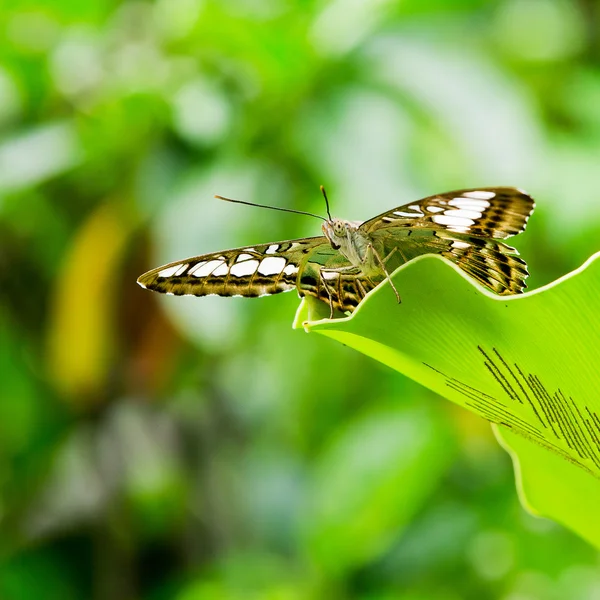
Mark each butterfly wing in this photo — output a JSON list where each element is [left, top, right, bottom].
[[138, 236, 377, 314], [137, 237, 325, 297], [361, 187, 535, 295], [362, 187, 534, 238]]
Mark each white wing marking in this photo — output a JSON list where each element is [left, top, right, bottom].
[[212, 263, 229, 276], [432, 215, 475, 228], [174, 264, 189, 276], [192, 260, 223, 277], [158, 265, 183, 278], [230, 260, 260, 277], [258, 256, 286, 275], [394, 210, 420, 217], [283, 264, 298, 276], [444, 208, 483, 220], [461, 190, 496, 200], [451, 240, 471, 249], [448, 198, 491, 209], [187, 261, 206, 276]]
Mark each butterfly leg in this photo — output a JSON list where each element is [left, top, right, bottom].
[[318, 270, 336, 318], [320, 265, 363, 318], [368, 244, 402, 304], [385, 246, 407, 265]]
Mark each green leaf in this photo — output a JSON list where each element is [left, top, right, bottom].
[[294, 253, 600, 548]]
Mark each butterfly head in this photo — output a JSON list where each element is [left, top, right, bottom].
[[322, 218, 349, 250]]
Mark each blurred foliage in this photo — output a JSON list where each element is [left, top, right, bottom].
[[1, 0, 600, 598]]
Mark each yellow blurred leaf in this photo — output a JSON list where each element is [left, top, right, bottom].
[[47, 202, 130, 406]]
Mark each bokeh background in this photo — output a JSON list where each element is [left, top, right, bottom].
[[2, 0, 600, 598]]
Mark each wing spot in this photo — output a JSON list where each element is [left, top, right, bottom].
[[174, 263, 189, 276], [451, 241, 471, 249], [158, 265, 184, 278], [212, 263, 230, 276], [187, 261, 206, 276], [394, 210, 422, 217], [449, 198, 491, 209], [192, 260, 224, 277], [444, 208, 483, 220], [322, 271, 338, 280], [302, 274, 318, 288], [426, 206, 444, 213], [461, 190, 496, 200], [230, 260, 259, 277], [236, 253, 254, 262], [432, 215, 475, 228], [265, 244, 279, 254], [258, 256, 286, 276], [283, 264, 298, 276]]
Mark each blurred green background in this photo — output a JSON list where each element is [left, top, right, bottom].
[[1, 0, 600, 598]]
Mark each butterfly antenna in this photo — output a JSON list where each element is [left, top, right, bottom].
[[215, 195, 326, 222], [320, 185, 333, 221]]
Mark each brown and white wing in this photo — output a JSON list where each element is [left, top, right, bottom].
[[361, 187, 535, 295], [137, 237, 374, 314], [137, 238, 328, 298], [372, 229, 530, 295], [361, 187, 534, 239]]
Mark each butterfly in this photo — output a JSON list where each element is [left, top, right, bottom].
[[137, 187, 535, 317]]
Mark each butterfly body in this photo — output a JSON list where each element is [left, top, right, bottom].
[[138, 187, 535, 316], [322, 220, 379, 274]]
